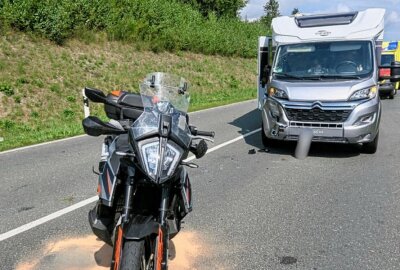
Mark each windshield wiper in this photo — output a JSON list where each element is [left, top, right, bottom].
[[305, 75, 362, 80], [274, 73, 324, 81], [274, 73, 307, 80]]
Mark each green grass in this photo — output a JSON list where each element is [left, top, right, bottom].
[[0, 0, 266, 58], [0, 32, 257, 151]]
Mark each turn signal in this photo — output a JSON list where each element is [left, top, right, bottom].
[[268, 87, 276, 96], [111, 90, 122, 97]]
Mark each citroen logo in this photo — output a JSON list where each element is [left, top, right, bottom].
[[311, 101, 323, 109], [315, 30, 331, 36]]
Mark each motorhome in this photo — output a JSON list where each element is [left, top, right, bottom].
[[379, 41, 400, 98], [257, 8, 396, 154]]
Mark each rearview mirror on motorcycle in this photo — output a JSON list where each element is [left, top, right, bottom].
[[192, 139, 208, 159]]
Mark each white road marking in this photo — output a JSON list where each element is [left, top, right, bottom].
[[0, 99, 256, 155], [0, 135, 88, 155], [0, 196, 98, 242], [200, 128, 261, 155], [0, 128, 261, 242], [189, 99, 255, 115]]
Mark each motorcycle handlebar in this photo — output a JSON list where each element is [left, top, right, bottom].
[[189, 126, 215, 137], [196, 130, 215, 137]]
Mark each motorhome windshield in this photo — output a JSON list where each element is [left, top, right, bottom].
[[273, 41, 373, 80]]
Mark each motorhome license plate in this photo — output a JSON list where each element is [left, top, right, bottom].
[[289, 127, 343, 137]]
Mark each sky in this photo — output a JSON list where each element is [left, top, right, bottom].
[[240, 0, 400, 41]]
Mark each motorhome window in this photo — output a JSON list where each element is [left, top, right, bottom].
[[286, 45, 315, 53], [381, 54, 394, 66], [273, 41, 373, 80], [295, 12, 357, 28]]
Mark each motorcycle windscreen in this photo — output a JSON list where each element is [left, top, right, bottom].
[[131, 110, 191, 148]]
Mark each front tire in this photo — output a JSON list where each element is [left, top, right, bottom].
[[120, 240, 146, 270], [362, 132, 379, 154], [261, 123, 277, 147]]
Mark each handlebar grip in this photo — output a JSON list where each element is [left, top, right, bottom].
[[196, 130, 215, 137]]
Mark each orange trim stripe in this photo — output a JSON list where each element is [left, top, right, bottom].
[[156, 228, 163, 270], [113, 226, 123, 270]]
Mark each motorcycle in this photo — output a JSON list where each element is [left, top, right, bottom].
[[81, 72, 215, 270]]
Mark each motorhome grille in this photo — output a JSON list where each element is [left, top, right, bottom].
[[285, 108, 352, 122], [289, 122, 343, 128]]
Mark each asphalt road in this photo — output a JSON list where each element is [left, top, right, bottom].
[[1, 98, 400, 270]]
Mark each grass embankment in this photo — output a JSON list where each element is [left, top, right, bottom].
[[0, 0, 265, 58], [0, 33, 257, 151]]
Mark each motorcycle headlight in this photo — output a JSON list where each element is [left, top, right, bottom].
[[139, 140, 183, 182], [268, 87, 288, 99], [349, 86, 377, 101], [160, 143, 181, 180], [141, 141, 160, 180]]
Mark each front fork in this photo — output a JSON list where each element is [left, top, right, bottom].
[[111, 162, 135, 270], [156, 186, 170, 270], [111, 170, 171, 270]]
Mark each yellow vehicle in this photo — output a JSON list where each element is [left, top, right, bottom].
[[379, 41, 400, 99]]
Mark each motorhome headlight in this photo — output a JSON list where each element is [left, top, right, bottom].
[[268, 87, 288, 99], [349, 86, 377, 101]]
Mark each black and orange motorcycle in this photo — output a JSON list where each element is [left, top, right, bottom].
[[82, 72, 214, 269]]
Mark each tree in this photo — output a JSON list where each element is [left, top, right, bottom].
[[261, 0, 280, 26], [291, 8, 299, 15], [179, 0, 248, 18]]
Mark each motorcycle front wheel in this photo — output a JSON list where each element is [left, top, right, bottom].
[[120, 240, 146, 270]]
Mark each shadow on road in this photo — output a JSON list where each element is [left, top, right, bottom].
[[230, 110, 361, 158], [228, 108, 261, 148], [244, 132, 361, 158], [94, 243, 112, 267]]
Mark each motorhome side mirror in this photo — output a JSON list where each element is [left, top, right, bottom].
[[261, 65, 271, 88], [84, 87, 107, 103], [378, 67, 391, 81], [266, 65, 271, 77], [378, 62, 400, 82], [390, 61, 400, 82]]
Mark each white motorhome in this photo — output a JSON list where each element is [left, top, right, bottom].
[[257, 8, 399, 153]]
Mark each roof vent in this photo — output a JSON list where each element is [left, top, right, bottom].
[[295, 12, 358, 28]]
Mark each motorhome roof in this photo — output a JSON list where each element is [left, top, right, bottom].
[[272, 8, 385, 44]]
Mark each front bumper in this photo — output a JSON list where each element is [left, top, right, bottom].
[[261, 97, 381, 144]]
